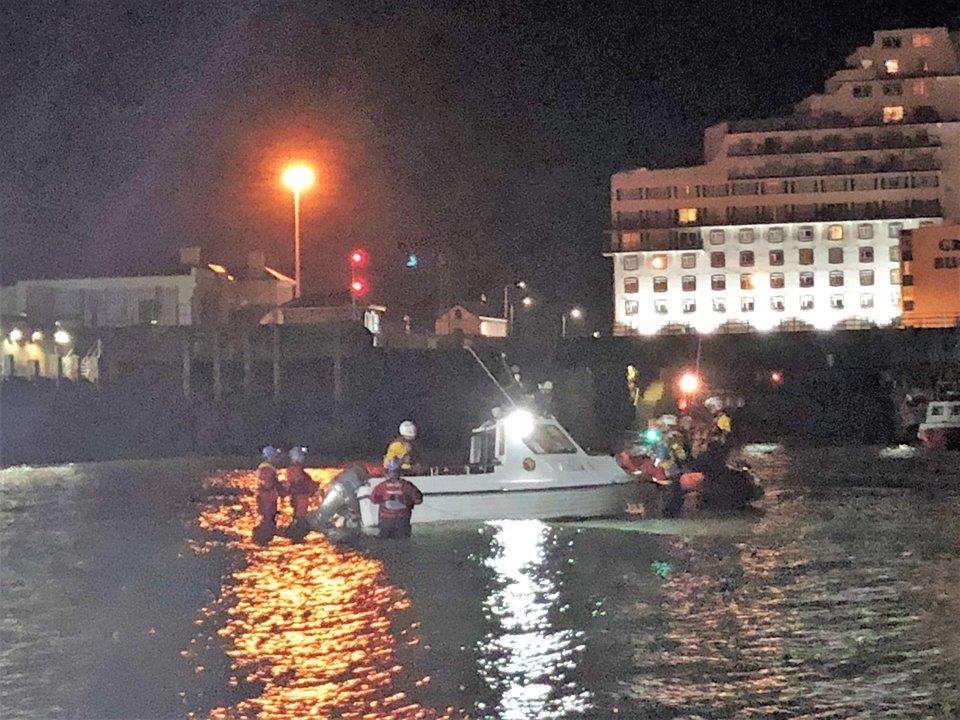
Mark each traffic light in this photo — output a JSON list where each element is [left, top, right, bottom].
[[349, 248, 367, 268], [349, 278, 367, 296], [771, 370, 784, 385], [348, 248, 368, 297], [405, 252, 419, 268]]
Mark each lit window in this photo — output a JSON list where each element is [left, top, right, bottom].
[[654, 300, 668, 315], [653, 276, 668, 292], [858, 223, 874, 239], [625, 300, 639, 315], [799, 271, 814, 288], [831, 295, 845, 309], [798, 226, 814, 241], [888, 222, 903, 238], [800, 295, 815, 310], [622, 255, 639, 270], [912, 33, 933, 48], [890, 268, 901, 285], [830, 270, 845, 287], [799, 248, 814, 265], [709, 229, 726, 245], [740, 274, 754, 290], [769, 249, 784, 266], [682, 275, 697, 292], [889, 246, 900, 262], [767, 227, 784, 243], [710, 251, 726, 268], [740, 250, 755, 267], [738, 228, 755, 244], [770, 273, 785, 289], [828, 224, 844, 241], [678, 208, 698, 224], [741, 297, 755, 312], [859, 246, 874, 263], [883, 106, 904, 123], [860, 269, 875, 286], [651, 254, 668, 270], [829, 247, 844, 264], [911, 80, 927, 96], [884, 59, 900, 74], [681, 253, 697, 269], [860, 293, 874, 309], [771, 296, 785, 311], [713, 298, 726, 313], [682, 299, 696, 314], [624, 276, 639, 293], [711, 274, 726, 291]]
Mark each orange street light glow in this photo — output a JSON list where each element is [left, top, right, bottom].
[[281, 163, 316, 194]]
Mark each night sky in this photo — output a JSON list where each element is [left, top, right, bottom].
[[2, 0, 957, 321]]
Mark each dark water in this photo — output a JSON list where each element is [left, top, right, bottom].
[[2, 454, 959, 719]]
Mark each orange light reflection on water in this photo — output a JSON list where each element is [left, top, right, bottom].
[[196, 468, 457, 720]]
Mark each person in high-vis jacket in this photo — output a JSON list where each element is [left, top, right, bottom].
[[370, 459, 423, 538], [382, 420, 417, 471]]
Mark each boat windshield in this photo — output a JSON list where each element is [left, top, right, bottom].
[[522, 423, 577, 454]]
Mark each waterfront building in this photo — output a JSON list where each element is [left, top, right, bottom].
[[435, 303, 509, 338], [900, 224, 960, 328], [609, 27, 960, 335]]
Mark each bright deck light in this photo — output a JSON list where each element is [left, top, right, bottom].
[[677, 371, 701, 395], [504, 409, 536, 440]]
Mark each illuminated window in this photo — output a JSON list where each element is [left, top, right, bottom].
[[711, 274, 726, 291], [622, 255, 639, 270], [858, 223, 874, 239], [654, 300, 668, 315], [890, 268, 901, 284], [740, 250, 755, 267], [911, 80, 927, 96], [883, 106, 904, 123], [741, 297, 755, 312], [884, 59, 900, 74], [682, 299, 696, 314], [771, 296, 785, 311], [860, 293, 874, 309], [800, 295, 815, 310], [799, 248, 814, 265], [860, 269, 874, 286], [888, 222, 903, 238], [740, 274, 754, 290], [625, 300, 639, 315], [859, 246, 874, 263], [653, 276, 668, 292], [678, 208, 698, 224], [651, 254, 668, 270], [713, 298, 726, 313], [798, 226, 814, 241], [912, 33, 933, 48], [681, 253, 697, 269], [738, 228, 755, 244], [770, 272, 785, 289], [828, 224, 844, 241], [889, 246, 900, 262], [830, 270, 845, 287], [682, 275, 697, 292], [624, 276, 639, 293], [710, 251, 726, 268], [829, 247, 844, 264], [769, 249, 784, 266], [767, 227, 784, 243], [709, 229, 726, 245], [799, 271, 814, 288], [831, 295, 845, 309]]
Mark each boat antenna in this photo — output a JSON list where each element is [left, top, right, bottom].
[[464, 344, 518, 407]]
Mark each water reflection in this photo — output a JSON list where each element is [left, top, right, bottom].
[[477, 520, 589, 719], [195, 469, 455, 719]]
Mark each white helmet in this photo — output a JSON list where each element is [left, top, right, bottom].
[[704, 396, 724, 413], [398, 420, 417, 440]]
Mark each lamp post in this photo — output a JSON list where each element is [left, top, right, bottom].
[[562, 307, 584, 338], [502, 280, 527, 336], [280, 163, 316, 298]]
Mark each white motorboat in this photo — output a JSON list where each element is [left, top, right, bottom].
[[310, 408, 641, 536], [917, 399, 960, 450]]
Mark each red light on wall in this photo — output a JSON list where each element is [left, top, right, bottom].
[[349, 249, 367, 267], [771, 371, 783, 385]]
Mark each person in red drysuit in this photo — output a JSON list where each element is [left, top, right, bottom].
[[369, 459, 423, 539], [285, 446, 320, 520], [254, 445, 283, 543]]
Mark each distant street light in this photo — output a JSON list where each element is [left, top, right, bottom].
[[280, 163, 316, 298], [54, 328, 71, 345], [521, 296, 534, 308], [562, 307, 585, 337]]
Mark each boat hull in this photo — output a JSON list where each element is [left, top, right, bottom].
[[918, 426, 960, 451]]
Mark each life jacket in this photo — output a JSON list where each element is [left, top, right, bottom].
[[382, 438, 414, 469], [256, 463, 281, 521], [286, 465, 320, 519], [371, 477, 423, 519]]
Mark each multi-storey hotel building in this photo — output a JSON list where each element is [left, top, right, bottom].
[[609, 27, 960, 335]]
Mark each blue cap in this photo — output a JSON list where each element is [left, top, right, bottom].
[[386, 458, 402, 475], [288, 446, 307, 463], [261, 445, 281, 462]]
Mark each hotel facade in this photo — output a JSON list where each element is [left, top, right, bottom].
[[609, 27, 960, 335]]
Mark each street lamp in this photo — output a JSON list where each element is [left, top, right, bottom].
[[280, 163, 316, 298], [562, 307, 584, 338], [521, 296, 534, 308]]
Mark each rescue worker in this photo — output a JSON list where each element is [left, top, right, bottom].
[[285, 446, 321, 521], [369, 458, 423, 538], [383, 420, 418, 471], [705, 396, 732, 444], [254, 445, 283, 543]]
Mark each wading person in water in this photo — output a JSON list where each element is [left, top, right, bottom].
[[370, 459, 423, 539], [254, 445, 283, 544], [283, 446, 320, 541]]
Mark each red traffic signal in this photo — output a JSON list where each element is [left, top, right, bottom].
[[349, 278, 367, 296], [349, 248, 367, 268], [771, 371, 783, 385]]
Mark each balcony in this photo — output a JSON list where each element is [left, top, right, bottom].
[[727, 129, 940, 157], [728, 108, 949, 135], [609, 228, 704, 253], [728, 154, 941, 180]]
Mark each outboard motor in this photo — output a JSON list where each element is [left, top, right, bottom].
[[306, 463, 371, 542]]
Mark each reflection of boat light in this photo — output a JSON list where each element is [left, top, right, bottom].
[[195, 469, 457, 719], [478, 520, 590, 719]]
